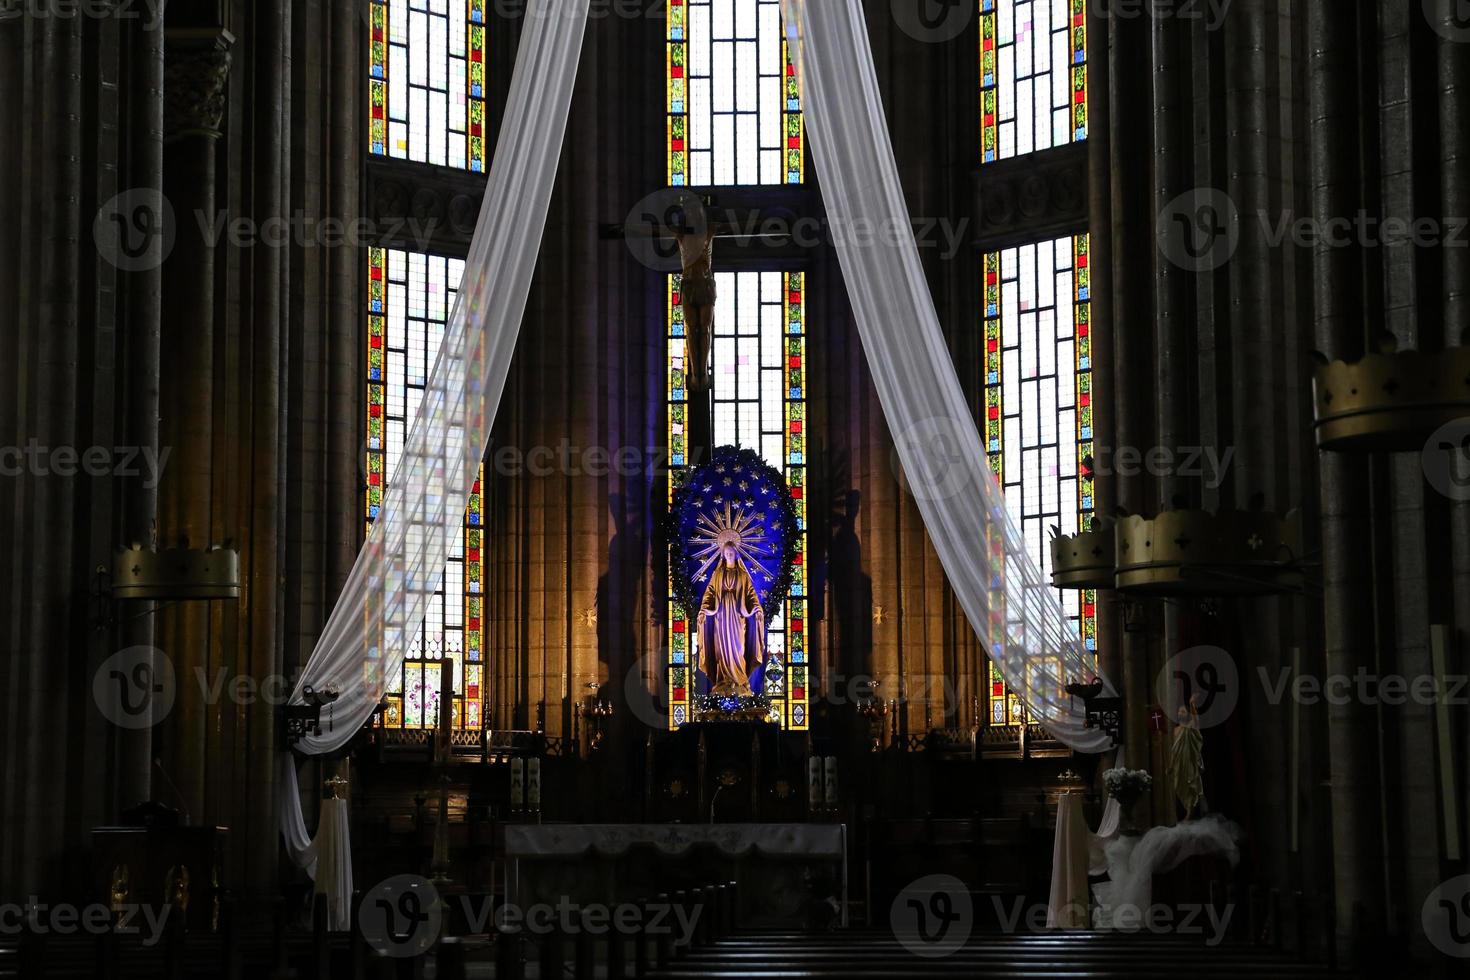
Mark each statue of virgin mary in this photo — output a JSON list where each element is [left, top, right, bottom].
[[698, 541, 766, 696], [690, 503, 770, 697]]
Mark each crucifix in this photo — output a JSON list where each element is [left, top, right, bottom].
[[616, 191, 796, 462]]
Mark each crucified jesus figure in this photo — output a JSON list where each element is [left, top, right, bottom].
[[618, 194, 787, 456], [674, 218, 717, 394]]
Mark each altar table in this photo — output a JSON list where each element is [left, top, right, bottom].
[[504, 823, 848, 927]]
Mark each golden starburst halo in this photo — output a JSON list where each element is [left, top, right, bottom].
[[689, 501, 775, 584]]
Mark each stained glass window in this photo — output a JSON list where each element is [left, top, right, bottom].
[[369, 0, 488, 171], [983, 235, 1094, 726], [980, 0, 1087, 164], [667, 270, 808, 729], [367, 247, 486, 730], [666, 0, 803, 186]]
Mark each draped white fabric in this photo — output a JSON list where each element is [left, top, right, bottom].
[[1050, 748, 1126, 929], [278, 760, 353, 929], [779, 0, 1115, 750], [1089, 747, 1124, 873], [1093, 814, 1242, 929], [311, 798, 354, 930], [279, 0, 1122, 891], [275, 0, 592, 899], [1046, 793, 1091, 928]]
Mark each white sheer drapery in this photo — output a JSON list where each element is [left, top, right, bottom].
[[276, 0, 592, 908], [280, 0, 1122, 901], [279, 773, 353, 929], [1093, 814, 1243, 929], [1049, 748, 1126, 931], [779, 0, 1115, 750]]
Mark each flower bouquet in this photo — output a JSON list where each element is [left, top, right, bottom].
[[1103, 767, 1153, 835]]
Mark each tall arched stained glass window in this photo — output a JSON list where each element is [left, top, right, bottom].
[[367, 247, 487, 730], [977, 0, 1092, 731], [982, 235, 1094, 727], [369, 0, 488, 171], [666, 0, 803, 186], [666, 271, 808, 730], [980, 0, 1088, 164]]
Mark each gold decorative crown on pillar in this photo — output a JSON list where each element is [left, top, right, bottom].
[[1312, 341, 1470, 452], [1114, 508, 1302, 596], [1049, 522, 1117, 590], [111, 542, 240, 600]]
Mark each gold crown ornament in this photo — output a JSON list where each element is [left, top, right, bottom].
[[1312, 337, 1470, 452], [1114, 508, 1302, 597], [1049, 520, 1117, 590], [111, 541, 240, 600]]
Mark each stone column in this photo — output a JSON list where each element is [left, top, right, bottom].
[[1306, 0, 1383, 959], [157, 31, 231, 827], [326, 0, 363, 600], [239, 0, 290, 893], [116, 8, 168, 827], [1431, 0, 1470, 863], [1107, 0, 1156, 768], [1151, 0, 1192, 826], [1223, 0, 1276, 856], [1376, 1, 1440, 953], [10, 9, 84, 898]]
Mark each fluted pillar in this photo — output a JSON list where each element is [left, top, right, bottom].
[[1107, 0, 1155, 766], [1431, 0, 1470, 865], [239, 0, 290, 893], [1377, 1, 1441, 955], [115, 8, 168, 828], [13, 8, 85, 897], [1306, 0, 1383, 959], [157, 33, 231, 826]]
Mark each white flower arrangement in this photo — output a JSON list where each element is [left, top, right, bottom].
[[1103, 767, 1153, 798]]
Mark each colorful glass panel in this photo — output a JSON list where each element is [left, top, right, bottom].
[[980, 0, 1087, 164], [983, 234, 1094, 726], [667, 0, 803, 186], [367, 247, 486, 730], [369, 0, 487, 171]]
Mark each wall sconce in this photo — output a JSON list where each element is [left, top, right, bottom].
[[278, 685, 340, 747], [857, 694, 892, 752], [577, 682, 614, 753]]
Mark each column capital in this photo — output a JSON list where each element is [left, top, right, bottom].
[[164, 30, 234, 140]]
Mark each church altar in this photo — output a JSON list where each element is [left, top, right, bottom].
[[504, 823, 848, 928], [279, 0, 1118, 913]]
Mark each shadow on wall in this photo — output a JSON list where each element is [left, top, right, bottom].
[[598, 489, 649, 705], [827, 488, 873, 684]]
